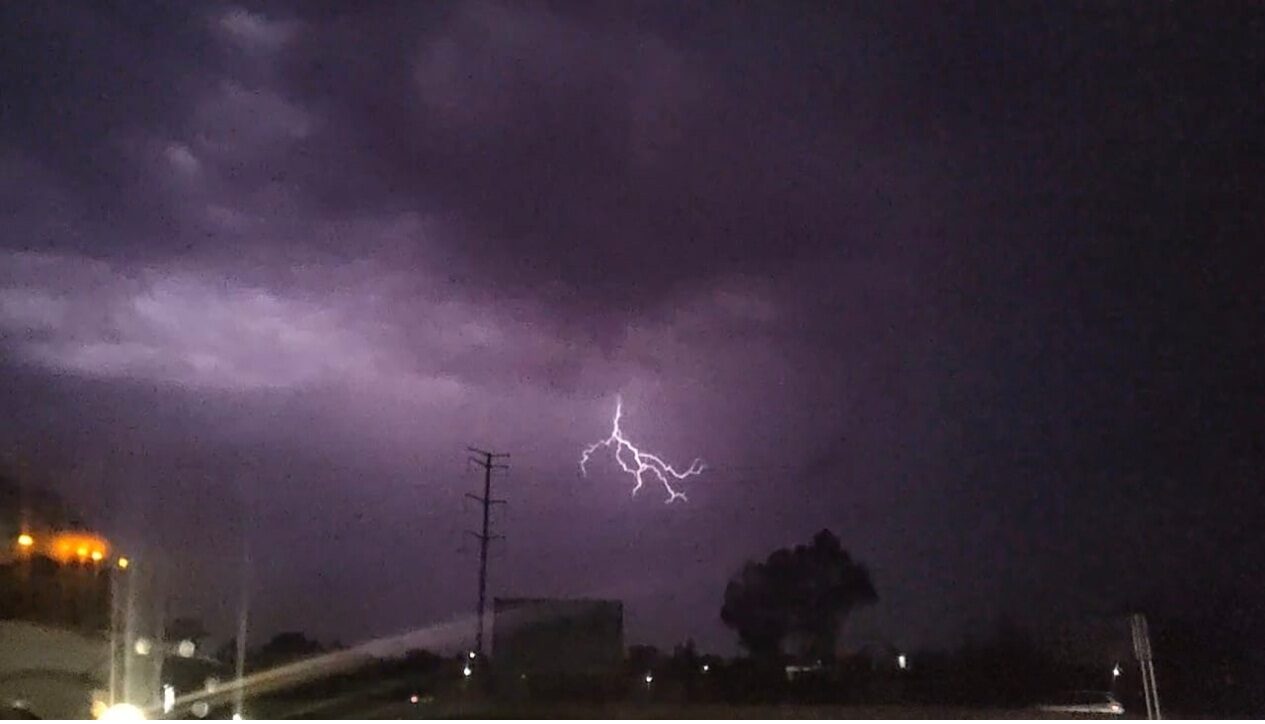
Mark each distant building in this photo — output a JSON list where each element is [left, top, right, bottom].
[[492, 597, 623, 694], [784, 662, 825, 681]]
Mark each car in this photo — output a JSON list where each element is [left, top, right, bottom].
[[1037, 690, 1125, 717]]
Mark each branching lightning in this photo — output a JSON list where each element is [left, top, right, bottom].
[[580, 397, 705, 503]]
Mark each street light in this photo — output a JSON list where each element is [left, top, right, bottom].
[[17, 533, 34, 548], [462, 665, 473, 678], [1112, 663, 1122, 678]]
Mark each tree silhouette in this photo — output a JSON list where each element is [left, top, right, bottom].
[[253, 631, 325, 669], [721, 529, 877, 661], [167, 616, 209, 644]]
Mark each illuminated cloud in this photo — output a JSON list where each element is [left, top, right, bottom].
[[195, 80, 311, 155], [215, 7, 298, 51], [0, 252, 456, 395], [164, 142, 201, 176]]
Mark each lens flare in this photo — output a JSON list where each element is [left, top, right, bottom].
[[99, 703, 146, 721]]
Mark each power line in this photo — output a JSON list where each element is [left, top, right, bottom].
[[465, 446, 508, 658]]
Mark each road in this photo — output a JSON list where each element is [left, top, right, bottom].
[[334, 701, 1131, 719]]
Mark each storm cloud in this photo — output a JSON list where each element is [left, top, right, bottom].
[[2, 1, 1262, 653]]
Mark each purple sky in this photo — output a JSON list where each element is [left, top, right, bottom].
[[2, 2, 1263, 654]]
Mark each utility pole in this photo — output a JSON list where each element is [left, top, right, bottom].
[[466, 447, 508, 658]]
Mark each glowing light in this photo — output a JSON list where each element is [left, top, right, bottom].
[[163, 684, 175, 714], [644, 673, 654, 684], [231, 714, 243, 721], [17, 533, 34, 547], [177, 639, 196, 657], [409, 695, 419, 704], [702, 663, 710, 673], [897, 654, 908, 670], [462, 665, 473, 677], [134, 638, 153, 656], [1112, 663, 1122, 678], [118, 557, 130, 569], [49, 532, 110, 563], [468, 650, 477, 659], [91, 550, 104, 562], [580, 397, 704, 503], [99, 702, 146, 721]]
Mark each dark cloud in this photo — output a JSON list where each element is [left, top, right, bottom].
[[269, 1, 943, 311]]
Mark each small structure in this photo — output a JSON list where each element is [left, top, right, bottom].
[[492, 597, 623, 698]]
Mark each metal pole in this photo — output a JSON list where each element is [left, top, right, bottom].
[[109, 567, 119, 705], [466, 448, 508, 658], [476, 454, 491, 655], [233, 483, 251, 720]]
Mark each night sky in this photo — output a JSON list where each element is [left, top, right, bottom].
[[2, 2, 1262, 655]]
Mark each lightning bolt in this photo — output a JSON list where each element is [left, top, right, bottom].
[[580, 397, 705, 503]]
